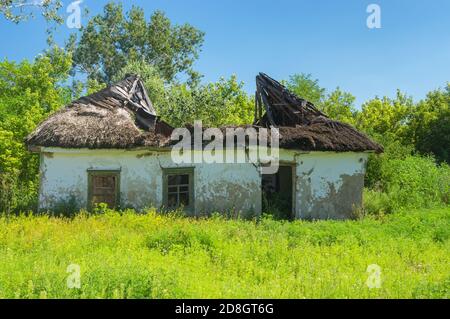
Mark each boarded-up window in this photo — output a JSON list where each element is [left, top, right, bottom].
[[163, 168, 194, 211], [88, 170, 120, 210]]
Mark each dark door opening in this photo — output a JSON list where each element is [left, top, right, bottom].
[[262, 165, 294, 220]]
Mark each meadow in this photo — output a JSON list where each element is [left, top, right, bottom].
[[0, 207, 448, 299]]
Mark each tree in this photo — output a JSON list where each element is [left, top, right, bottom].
[[156, 76, 254, 127], [69, 2, 204, 85], [0, 0, 62, 23], [286, 73, 325, 106], [355, 90, 414, 142], [113, 59, 166, 109], [286, 73, 356, 124], [115, 60, 254, 127], [408, 84, 450, 163], [321, 87, 356, 124], [0, 46, 72, 212]]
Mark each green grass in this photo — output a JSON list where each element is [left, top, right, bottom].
[[0, 208, 449, 298]]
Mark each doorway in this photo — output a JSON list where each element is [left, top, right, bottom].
[[261, 164, 295, 220]]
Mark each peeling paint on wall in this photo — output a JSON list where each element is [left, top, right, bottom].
[[293, 152, 368, 219], [38, 147, 369, 220], [195, 162, 261, 217]]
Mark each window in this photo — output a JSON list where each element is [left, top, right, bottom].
[[88, 170, 120, 210], [163, 168, 194, 210]]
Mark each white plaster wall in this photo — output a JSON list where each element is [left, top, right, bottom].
[[39, 147, 368, 219], [195, 162, 261, 216], [39, 149, 165, 210], [38, 148, 261, 215], [293, 152, 369, 219]]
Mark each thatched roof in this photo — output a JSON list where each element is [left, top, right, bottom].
[[277, 117, 382, 152], [26, 73, 382, 153], [181, 121, 383, 153], [26, 105, 172, 149], [26, 75, 173, 149], [253, 73, 382, 153]]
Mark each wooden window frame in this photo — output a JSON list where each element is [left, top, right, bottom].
[[87, 169, 121, 211], [162, 167, 195, 212]]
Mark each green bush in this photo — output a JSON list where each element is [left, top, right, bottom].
[[363, 189, 393, 215], [0, 172, 38, 214], [364, 135, 414, 189], [364, 155, 450, 215], [382, 156, 449, 209]]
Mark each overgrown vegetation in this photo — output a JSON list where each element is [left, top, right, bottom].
[[0, 1, 449, 217], [0, 0, 449, 300], [362, 154, 450, 216], [0, 208, 448, 298]]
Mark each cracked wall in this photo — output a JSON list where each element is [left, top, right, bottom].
[[38, 148, 367, 219], [294, 152, 368, 219], [38, 148, 261, 216]]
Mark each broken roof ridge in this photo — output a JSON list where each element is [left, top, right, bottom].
[[26, 72, 383, 153], [254, 72, 327, 128], [68, 74, 158, 131]]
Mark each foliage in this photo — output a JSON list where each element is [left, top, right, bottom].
[[0, 0, 63, 24], [69, 2, 204, 85], [160, 76, 254, 127], [0, 208, 448, 298], [380, 156, 449, 209], [407, 85, 450, 163], [286, 73, 325, 106], [355, 90, 414, 141], [0, 46, 72, 212], [321, 87, 356, 124], [363, 155, 450, 215], [115, 60, 254, 127], [113, 60, 166, 107], [364, 135, 414, 189], [286, 73, 356, 124]]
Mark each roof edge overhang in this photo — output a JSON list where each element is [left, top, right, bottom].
[[29, 145, 379, 155]]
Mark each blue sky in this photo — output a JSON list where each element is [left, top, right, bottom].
[[0, 0, 449, 107]]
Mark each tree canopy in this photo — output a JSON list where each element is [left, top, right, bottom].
[[69, 2, 204, 85], [286, 73, 356, 125], [0, 0, 62, 23], [115, 60, 254, 127], [0, 46, 72, 211]]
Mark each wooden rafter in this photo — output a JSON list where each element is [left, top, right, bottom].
[[254, 73, 327, 128]]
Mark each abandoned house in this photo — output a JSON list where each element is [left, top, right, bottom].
[[26, 73, 382, 220]]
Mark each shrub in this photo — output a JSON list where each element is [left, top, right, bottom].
[[0, 172, 38, 214], [364, 154, 450, 215], [365, 136, 414, 189], [363, 189, 393, 216], [381, 155, 449, 209]]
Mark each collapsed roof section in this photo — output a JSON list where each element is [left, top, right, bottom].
[[71, 74, 158, 130], [26, 73, 382, 153], [253, 73, 383, 152], [254, 72, 326, 127], [26, 74, 174, 149]]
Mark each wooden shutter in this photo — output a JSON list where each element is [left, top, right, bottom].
[[88, 171, 120, 210]]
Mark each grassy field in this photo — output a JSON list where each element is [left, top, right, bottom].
[[0, 208, 448, 299]]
